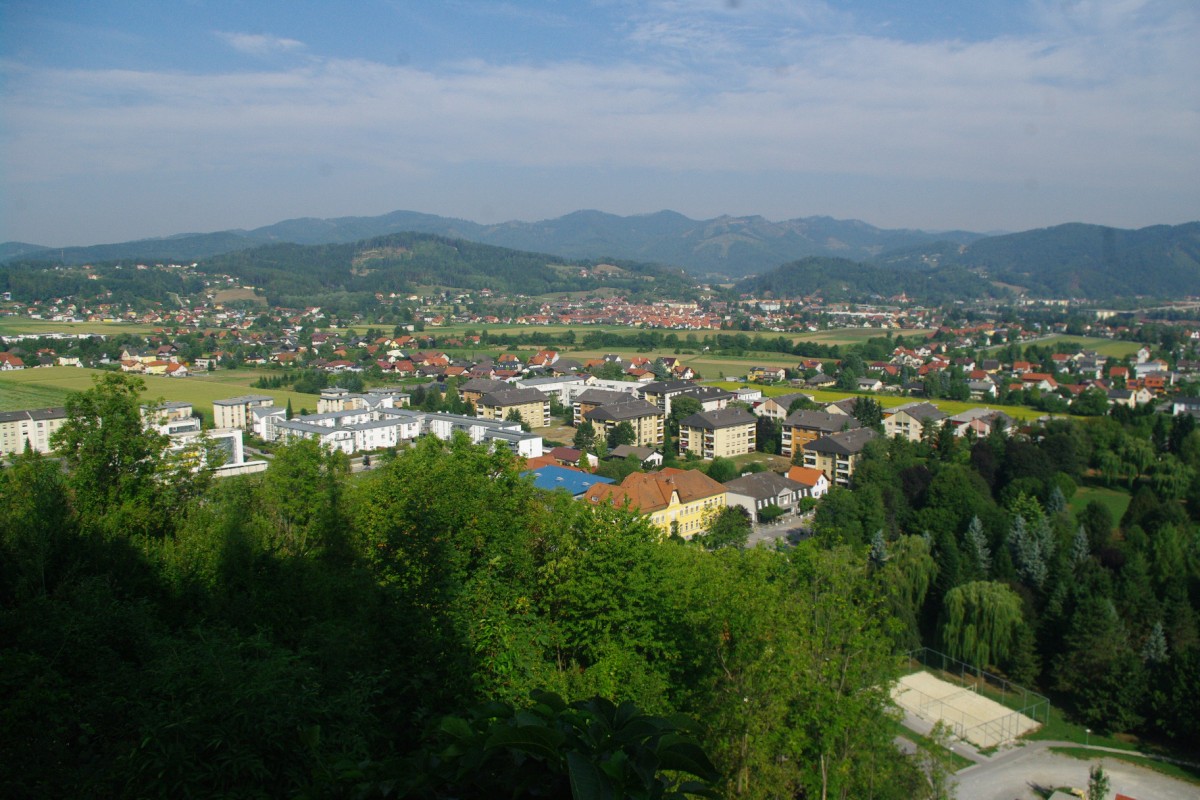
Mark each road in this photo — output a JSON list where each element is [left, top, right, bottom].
[[953, 741, 1198, 800], [746, 516, 811, 548]]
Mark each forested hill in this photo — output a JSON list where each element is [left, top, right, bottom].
[[731, 256, 1003, 304], [879, 222, 1200, 299], [198, 232, 697, 303]]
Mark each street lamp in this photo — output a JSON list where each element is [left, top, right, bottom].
[[1085, 728, 1091, 747]]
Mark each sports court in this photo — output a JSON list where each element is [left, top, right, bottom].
[[892, 670, 1042, 749]]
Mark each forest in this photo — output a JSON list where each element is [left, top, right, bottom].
[[1, 373, 948, 799], [812, 406, 1200, 745]]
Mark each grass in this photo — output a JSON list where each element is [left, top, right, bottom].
[[0, 366, 319, 418], [0, 318, 168, 336], [710, 381, 1049, 421], [886, 719, 975, 772], [1027, 335, 1145, 359], [1068, 483, 1132, 523], [1049, 747, 1200, 787]]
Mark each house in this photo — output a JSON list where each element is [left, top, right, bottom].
[[213, 395, 277, 430], [883, 402, 948, 442], [141, 401, 199, 436], [516, 374, 590, 406], [548, 446, 586, 467], [583, 467, 727, 539], [723, 471, 808, 521], [639, 380, 699, 416], [0, 407, 68, 454], [753, 392, 815, 420], [948, 408, 1015, 438], [801, 428, 879, 487], [677, 407, 757, 459], [476, 387, 551, 429], [606, 444, 664, 468], [0, 352, 27, 369], [781, 410, 861, 457], [804, 373, 836, 388], [584, 398, 666, 448], [856, 376, 884, 392], [748, 365, 787, 382], [785, 465, 830, 499]]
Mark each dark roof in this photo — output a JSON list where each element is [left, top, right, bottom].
[[576, 388, 634, 405], [676, 385, 735, 402], [607, 444, 657, 461], [478, 387, 549, 407], [784, 409, 862, 433], [888, 402, 947, 422], [584, 398, 663, 422], [723, 471, 806, 501], [803, 427, 879, 456], [639, 380, 695, 395], [680, 407, 756, 430], [460, 378, 511, 394]]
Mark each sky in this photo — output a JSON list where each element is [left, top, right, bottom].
[[2, 0, 1198, 246]]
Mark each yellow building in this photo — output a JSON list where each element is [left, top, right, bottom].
[[583, 467, 727, 538], [677, 407, 756, 459], [476, 387, 551, 429]]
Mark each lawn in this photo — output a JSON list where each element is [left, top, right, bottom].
[[0, 366, 319, 418], [1068, 484, 1132, 524], [1031, 335, 1145, 359]]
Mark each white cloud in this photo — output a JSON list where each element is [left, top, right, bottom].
[[2, 0, 1197, 240], [215, 31, 305, 57]]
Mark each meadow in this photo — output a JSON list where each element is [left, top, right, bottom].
[[0, 367, 318, 418], [0, 318, 168, 336]]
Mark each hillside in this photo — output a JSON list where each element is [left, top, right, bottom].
[[732, 256, 1002, 304], [879, 222, 1200, 298], [198, 232, 697, 304]]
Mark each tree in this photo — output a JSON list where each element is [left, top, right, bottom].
[[852, 396, 884, 431], [505, 407, 531, 433], [1087, 764, 1110, 800], [940, 581, 1025, 671], [965, 515, 991, 578], [697, 506, 751, 550], [705, 456, 738, 483], [51, 372, 170, 537], [573, 421, 597, 452], [608, 420, 636, 448]]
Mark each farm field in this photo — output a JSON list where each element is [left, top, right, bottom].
[[988, 334, 1144, 359], [0, 367, 319, 418], [0, 318, 168, 336]]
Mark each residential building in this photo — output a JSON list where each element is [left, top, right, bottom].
[[574, 388, 637, 425], [141, 401, 201, 436], [883, 401, 948, 442], [801, 428, 879, 487], [781, 410, 861, 457], [753, 392, 815, 420], [678, 407, 757, 459], [639, 380, 698, 416], [515, 374, 591, 406], [459, 378, 514, 408], [606, 444, 663, 468], [475, 387, 551, 429], [583, 467, 727, 539], [584, 398, 665, 447], [785, 465, 831, 499], [723, 471, 807, 521], [0, 407, 68, 455], [213, 394, 277, 430]]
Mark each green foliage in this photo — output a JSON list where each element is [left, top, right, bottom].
[[397, 690, 719, 799], [698, 506, 752, 550], [704, 456, 738, 484], [940, 581, 1025, 671], [1087, 764, 1110, 800]]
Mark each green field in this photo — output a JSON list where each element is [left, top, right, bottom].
[[0, 318, 168, 336], [986, 334, 1143, 359], [0, 367, 319, 418], [1068, 483, 1132, 523], [712, 381, 1048, 421]]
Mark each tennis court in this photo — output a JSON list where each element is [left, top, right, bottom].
[[892, 670, 1041, 749]]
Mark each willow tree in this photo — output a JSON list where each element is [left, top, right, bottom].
[[940, 580, 1024, 671]]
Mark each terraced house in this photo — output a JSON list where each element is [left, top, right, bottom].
[[583, 467, 726, 538], [677, 407, 756, 459]]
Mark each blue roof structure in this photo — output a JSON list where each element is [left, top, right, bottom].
[[521, 465, 614, 497]]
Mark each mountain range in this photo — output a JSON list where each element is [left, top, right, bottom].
[[4, 210, 1200, 300], [0, 209, 982, 278]]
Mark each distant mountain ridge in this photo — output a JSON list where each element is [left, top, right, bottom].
[[0, 209, 983, 277]]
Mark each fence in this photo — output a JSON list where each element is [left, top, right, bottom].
[[902, 646, 1050, 747]]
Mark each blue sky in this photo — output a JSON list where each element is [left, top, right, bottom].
[[2, 0, 1198, 246]]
